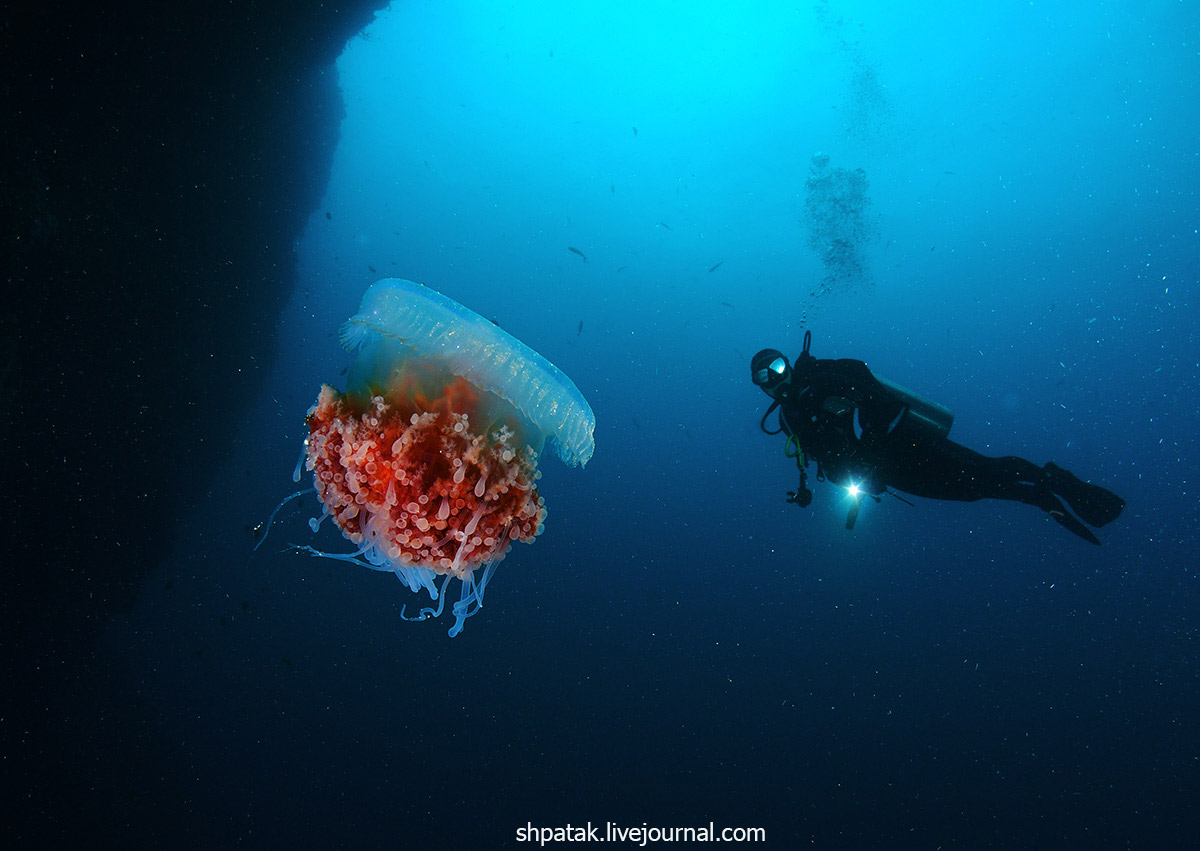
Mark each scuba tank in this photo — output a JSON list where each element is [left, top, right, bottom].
[[876, 376, 954, 442]]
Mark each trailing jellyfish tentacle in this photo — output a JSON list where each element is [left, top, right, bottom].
[[308, 508, 331, 533], [293, 440, 309, 483], [254, 489, 311, 552], [447, 559, 502, 638], [289, 542, 390, 571], [401, 573, 452, 622]]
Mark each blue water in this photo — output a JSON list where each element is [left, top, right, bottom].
[[105, 2, 1198, 847]]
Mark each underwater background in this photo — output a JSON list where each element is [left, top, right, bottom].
[[33, 0, 1197, 847]]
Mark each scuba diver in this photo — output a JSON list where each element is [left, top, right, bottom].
[[751, 331, 1125, 544]]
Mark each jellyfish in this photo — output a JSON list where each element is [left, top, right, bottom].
[[287, 278, 594, 636]]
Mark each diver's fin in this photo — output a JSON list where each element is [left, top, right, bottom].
[[1043, 463, 1125, 527], [1047, 504, 1101, 546]]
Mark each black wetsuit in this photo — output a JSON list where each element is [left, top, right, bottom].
[[768, 355, 1125, 544]]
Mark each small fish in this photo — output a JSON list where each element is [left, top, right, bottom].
[[568, 246, 588, 261], [709, 260, 723, 272], [658, 221, 672, 230], [631, 416, 641, 431], [325, 211, 332, 219], [720, 301, 733, 309], [632, 126, 638, 135], [368, 265, 376, 273], [616, 265, 628, 272], [610, 184, 615, 193], [577, 320, 583, 335]]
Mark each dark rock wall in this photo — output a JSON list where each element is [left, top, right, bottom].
[[1, 1, 385, 838]]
